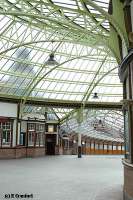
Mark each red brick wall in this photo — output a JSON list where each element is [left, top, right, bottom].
[[26, 147, 45, 157], [0, 147, 45, 159], [34, 148, 45, 157], [0, 148, 15, 159], [15, 147, 27, 158]]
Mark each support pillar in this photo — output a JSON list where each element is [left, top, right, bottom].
[[16, 103, 20, 146], [107, 143, 109, 153], [103, 142, 104, 154], [119, 45, 133, 200], [112, 142, 113, 154], [85, 141, 87, 155], [76, 107, 84, 158], [78, 130, 82, 158], [90, 140, 91, 153], [94, 141, 95, 154], [121, 143, 123, 154], [56, 133, 59, 146]]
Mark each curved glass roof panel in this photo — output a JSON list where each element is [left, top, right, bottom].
[[61, 109, 124, 142], [0, 0, 122, 103]]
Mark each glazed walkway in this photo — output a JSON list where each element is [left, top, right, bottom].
[[0, 155, 123, 200]]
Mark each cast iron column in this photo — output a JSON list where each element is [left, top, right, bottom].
[[77, 107, 84, 158], [78, 126, 82, 158]]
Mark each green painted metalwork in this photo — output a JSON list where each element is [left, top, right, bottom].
[[60, 66, 119, 123], [0, 0, 126, 121]]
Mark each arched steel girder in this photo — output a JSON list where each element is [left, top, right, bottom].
[[41, 0, 127, 48], [82, 53, 109, 102], [0, 4, 126, 62], [19, 0, 126, 45], [0, 4, 122, 38], [0, 1, 124, 126], [0, 38, 118, 119], [0, 40, 65, 56], [47, 0, 109, 33], [0, 35, 119, 120], [0, 35, 115, 62], [81, 0, 128, 48], [59, 65, 118, 123], [1, 0, 128, 61], [21, 52, 105, 101], [0, 11, 106, 36], [0, 38, 116, 71], [18, 52, 117, 117], [0, 27, 120, 64], [79, 0, 109, 33], [24, 0, 96, 33], [4, 0, 109, 33]]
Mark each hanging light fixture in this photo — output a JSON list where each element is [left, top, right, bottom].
[[98, 119, 102, 124], [45, 53, 59, 66], [92, 117, 105, 130], [98, 119, 104, 128], [44, 41, 59, 66], [93, 92, 99, 99]]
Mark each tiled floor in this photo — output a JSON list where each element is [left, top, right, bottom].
[[0, 155, 123, 200]]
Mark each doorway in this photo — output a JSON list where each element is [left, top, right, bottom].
[[46, 134, 56, 155]]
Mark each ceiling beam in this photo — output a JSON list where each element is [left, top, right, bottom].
[[0, 95, 122, 109]]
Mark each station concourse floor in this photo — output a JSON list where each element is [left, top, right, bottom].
[[0, 155, 123, 200]]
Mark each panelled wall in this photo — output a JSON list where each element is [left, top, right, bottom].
[[59, 138, 125, 155], [82, 141, 124, 155]]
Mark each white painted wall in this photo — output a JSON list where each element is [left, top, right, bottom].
[[0, 102, 17, 117]]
